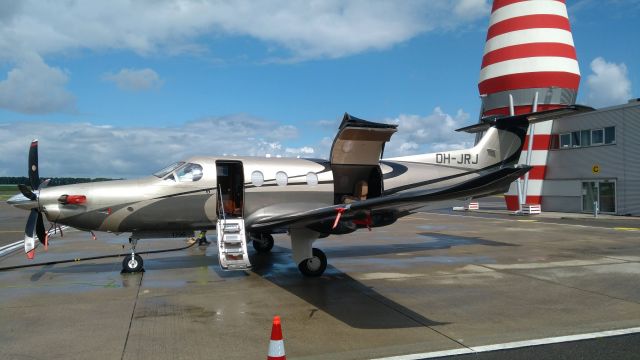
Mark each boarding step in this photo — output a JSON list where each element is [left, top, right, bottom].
[[216, 218, 251, 271]]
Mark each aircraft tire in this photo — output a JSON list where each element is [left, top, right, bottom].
[[252, 233, 274, 253], [298, 248, 327, 277], [122, 254, 144, 273]]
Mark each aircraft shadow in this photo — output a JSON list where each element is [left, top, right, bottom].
[[249, 249, 448, 329], [312, 232, 516, 260]]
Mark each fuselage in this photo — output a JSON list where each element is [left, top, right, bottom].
[[8, 120, 523, 235], [13, 151, 491, 234]]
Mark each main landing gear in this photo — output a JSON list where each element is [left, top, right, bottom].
[[251, 233, 274, 253], [290, 228, 328, 277], [121, 237, 144, 273], [298, 248, 327, 277]]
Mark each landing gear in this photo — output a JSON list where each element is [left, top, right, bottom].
[[122, 253, 144, 273], [290, 228, 326, 277], [298, 248, 327, 277], [121, 237, 144, 273], [252, 233, 274, 253]]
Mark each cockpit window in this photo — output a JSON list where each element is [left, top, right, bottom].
[[175, 163, 204, 182], [153, 161, 185, 178]]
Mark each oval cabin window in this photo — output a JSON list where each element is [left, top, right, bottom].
[[251, 171, 264, 187], [275, 171, 288, 186], [306, 172, 318, 186]]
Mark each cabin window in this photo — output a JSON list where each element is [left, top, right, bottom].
[[306, 172, 318, 186], [251, 171, 264, 187], [275, 171, 288, 186]]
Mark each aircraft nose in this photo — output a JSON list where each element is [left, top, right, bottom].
[[7, 193, 37, 210]]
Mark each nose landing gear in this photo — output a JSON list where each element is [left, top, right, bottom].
[[121, 237, 145, 273]]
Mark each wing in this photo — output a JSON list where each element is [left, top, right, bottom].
[[246, 165, 530, 233]]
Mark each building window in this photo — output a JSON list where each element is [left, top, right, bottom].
[[604, 126, 615, 144], [571, 131, 581, 147], [553, 126, 615, 150], [580, 130, 591, 147], [592, 128, 604, 145], [549, 134, 559, 150]]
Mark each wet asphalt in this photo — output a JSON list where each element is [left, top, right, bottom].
[[2, 198, 640, 359]]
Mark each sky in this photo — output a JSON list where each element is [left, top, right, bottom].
[[0, 0, 637, 178]]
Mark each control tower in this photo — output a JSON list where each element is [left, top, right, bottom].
[[478, 0, 581, 210]]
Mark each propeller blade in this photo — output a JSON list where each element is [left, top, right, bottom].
[[29, 140, 39, 191], [40, 178, 51, 189], [36, 212, 46, 246], [25, 209, 38, 259], [17, 184, 37, 201]]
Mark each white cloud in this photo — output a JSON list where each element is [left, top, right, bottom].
[[0, 114, 307, 178], [0, 54, 75, 114], [383, 107, 474, 157], [0, 1, 488, 62], [103, 68, 163, 91], [285, 146, 315, 155], [0, 107, 475, 178], [0, 1, 491, 114], [586, 57, 632, 108], [453, 0, 491, 21]]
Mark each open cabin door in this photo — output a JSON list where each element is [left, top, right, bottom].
[[330, 113, 397, 204], [216, 161, 245, 218]]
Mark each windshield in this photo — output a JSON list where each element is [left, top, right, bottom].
[[175, 163, 203, 182], [153, 161, 185, 178]]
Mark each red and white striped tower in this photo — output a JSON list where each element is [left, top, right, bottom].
[[479, 0, 580, 211]]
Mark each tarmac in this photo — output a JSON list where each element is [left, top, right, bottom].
[[1, 199, 640, 359]]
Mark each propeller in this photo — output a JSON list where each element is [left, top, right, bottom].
[[22, 140, 47, 259]]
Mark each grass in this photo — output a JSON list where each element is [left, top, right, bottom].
[[0, 184, 19, 201]]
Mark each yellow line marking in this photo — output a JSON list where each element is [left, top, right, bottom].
[[517, 220, 538, 223], [614, 227, 640, 231]]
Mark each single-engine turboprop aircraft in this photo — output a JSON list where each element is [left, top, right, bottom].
[[7, 107, 591, 276]]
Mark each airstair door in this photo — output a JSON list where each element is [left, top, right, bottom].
[[216, 161, 244, 218], [215, 161, 251, 270]]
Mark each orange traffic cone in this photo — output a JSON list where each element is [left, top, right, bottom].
[[267, 316, 286, 360]]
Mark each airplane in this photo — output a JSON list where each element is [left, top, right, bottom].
[[7, 106, 591, 276]]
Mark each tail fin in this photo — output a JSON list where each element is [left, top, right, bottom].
[[388, 105, 593, 170], [457, 105, 594, 168]]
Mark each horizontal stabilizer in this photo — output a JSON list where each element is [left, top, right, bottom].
[[456, 105, 594, 134]]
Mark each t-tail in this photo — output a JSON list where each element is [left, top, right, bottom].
[[388, 105, 594, 171]]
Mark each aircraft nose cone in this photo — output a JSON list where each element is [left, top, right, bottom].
[[7, 193, 37, 210]]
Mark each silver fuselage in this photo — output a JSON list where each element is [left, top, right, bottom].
[[10, 124, 521, 235]]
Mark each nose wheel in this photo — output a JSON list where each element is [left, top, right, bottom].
[[121, 237, 144, 273], [122, 253, 144, 273]]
